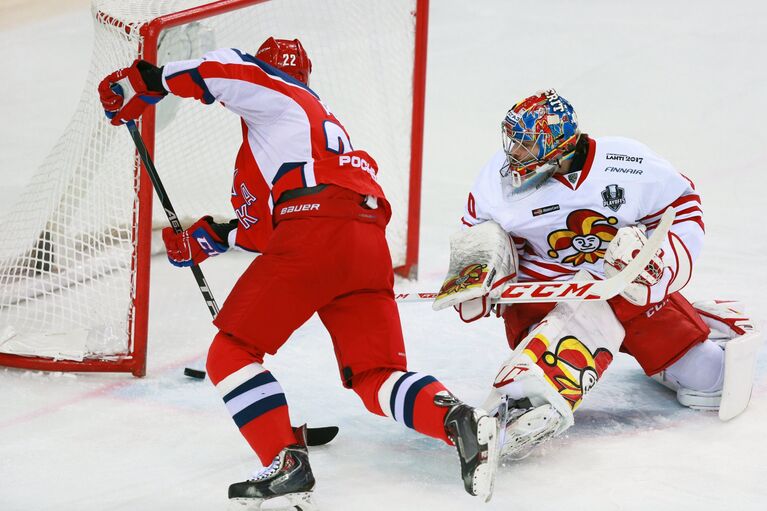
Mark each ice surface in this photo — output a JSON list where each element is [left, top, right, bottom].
[[1, 1, 766, 510]]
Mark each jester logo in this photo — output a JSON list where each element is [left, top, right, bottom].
[[524, 334, 613, 410], [437, 263, 488, 297], [547, 209, 618, 266]]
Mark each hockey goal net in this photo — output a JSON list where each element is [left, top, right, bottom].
[[0, 0, 428, 376]]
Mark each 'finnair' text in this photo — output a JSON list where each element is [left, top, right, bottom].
[[605, 166, 643, 175]]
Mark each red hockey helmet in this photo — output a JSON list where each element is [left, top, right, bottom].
[[256, 37, 313, 85]]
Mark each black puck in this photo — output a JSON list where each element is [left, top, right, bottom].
[[184, 367, 207, 379]]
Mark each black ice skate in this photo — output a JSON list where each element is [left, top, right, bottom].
[[229, 444, 316, 510], [439, 393, 499, 502]]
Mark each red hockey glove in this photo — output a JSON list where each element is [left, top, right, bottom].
[[98, 60, 167, 126], [162, 216, 235, 267]]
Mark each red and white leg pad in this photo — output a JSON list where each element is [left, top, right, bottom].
[[485, 275, 625, 456]]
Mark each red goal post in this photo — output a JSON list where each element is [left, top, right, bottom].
[[0, 0, 428, 376]]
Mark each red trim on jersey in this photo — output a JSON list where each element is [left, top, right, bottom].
[[674, 205, 703, 218], [694, 309, 748, 336], [467, 192, 477, 219], [518, 264, 557, 281], [640, 194, 701, 222], [524, 258, 578, 275], [676, 216, 706, 232], [552, 137, 595, 190], [667, 231, 693, 291], [646, 214, 705, 233], [491, 273, 518, 290], [681, 173, 696, 190]]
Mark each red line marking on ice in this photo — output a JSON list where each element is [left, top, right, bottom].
[[0, 353, 205, 430]]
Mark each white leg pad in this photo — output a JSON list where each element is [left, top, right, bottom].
[[719, 328, 764, 420], [491, 273, 625, 432], [658, 300, 765, 420]]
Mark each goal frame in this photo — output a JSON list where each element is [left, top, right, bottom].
[[0, 0, 428, 377]]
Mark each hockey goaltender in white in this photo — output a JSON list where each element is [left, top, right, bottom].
[[431, 89, 763, 461]]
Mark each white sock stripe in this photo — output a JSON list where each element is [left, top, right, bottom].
[[216, 363, 266, 397], [392, 372, 426, 423], [378, 371, 406, 418], [225, 381, 284, 417]]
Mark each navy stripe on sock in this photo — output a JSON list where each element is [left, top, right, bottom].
[[223, 371, 277, 403], [232, 393, 288, 428], [403, 376, 437, 429]]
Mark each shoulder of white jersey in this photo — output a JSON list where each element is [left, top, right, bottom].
[[200, 47, 319, 99], [199, 47, 244, 64], [462, 150, 506, 226], [473, 150, 507, 201], [593, 136, 682, 184]]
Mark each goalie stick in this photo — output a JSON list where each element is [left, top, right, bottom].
[[122, 120, 339, 447], [395, 207, 676, 305]]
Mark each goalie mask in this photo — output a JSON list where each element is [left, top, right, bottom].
[[256, 37, 313, 85], [500, 89, 579, 199]]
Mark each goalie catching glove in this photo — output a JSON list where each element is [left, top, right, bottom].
[[433, 221, 518, 322], [162, 216, 238, 267], [98, 59, 167, 125]]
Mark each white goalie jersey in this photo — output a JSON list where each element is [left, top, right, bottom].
[[461, 136, 704, 288]]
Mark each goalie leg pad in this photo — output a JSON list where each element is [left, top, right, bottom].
[[719, 328, 764, 420], [653, 300, 764, 420], [493, 285, 625, 410], [692, 300, 763, 420], [487, 285, 625, 459]]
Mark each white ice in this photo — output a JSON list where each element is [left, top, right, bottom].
[[1, 1, 766, 510]]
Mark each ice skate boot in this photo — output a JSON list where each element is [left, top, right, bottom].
[[228, 444, 316, 510], [439, 393, 499, 502], [497, 398, 564, 460]]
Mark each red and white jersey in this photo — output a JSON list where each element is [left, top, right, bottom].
[[462, 136, 704, 288], [161, 48, 386, 252]]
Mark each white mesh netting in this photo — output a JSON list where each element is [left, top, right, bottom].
[[0, 0, 418, 363]]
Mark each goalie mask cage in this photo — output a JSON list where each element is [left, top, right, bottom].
[[0, 0, 428, 376]]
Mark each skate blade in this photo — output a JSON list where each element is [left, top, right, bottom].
[[501, 404, 560, 460], [230, 492, 317, 511], [472, 413, 499, 503]]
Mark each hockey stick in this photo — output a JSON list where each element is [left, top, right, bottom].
[[395, 207, 676, 305], [123, 120, 338, 447], [125, 121, 220, 318], [124, 120, 218, 380]]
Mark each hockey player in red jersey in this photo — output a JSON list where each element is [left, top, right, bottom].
[[434, 89, 762, 460], [98, 38, 499, 507]]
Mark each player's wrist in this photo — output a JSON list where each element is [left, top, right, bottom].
[[135, 60, 167, 94]]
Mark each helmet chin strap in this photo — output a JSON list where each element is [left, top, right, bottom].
[[549, 149, 577, 176]]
